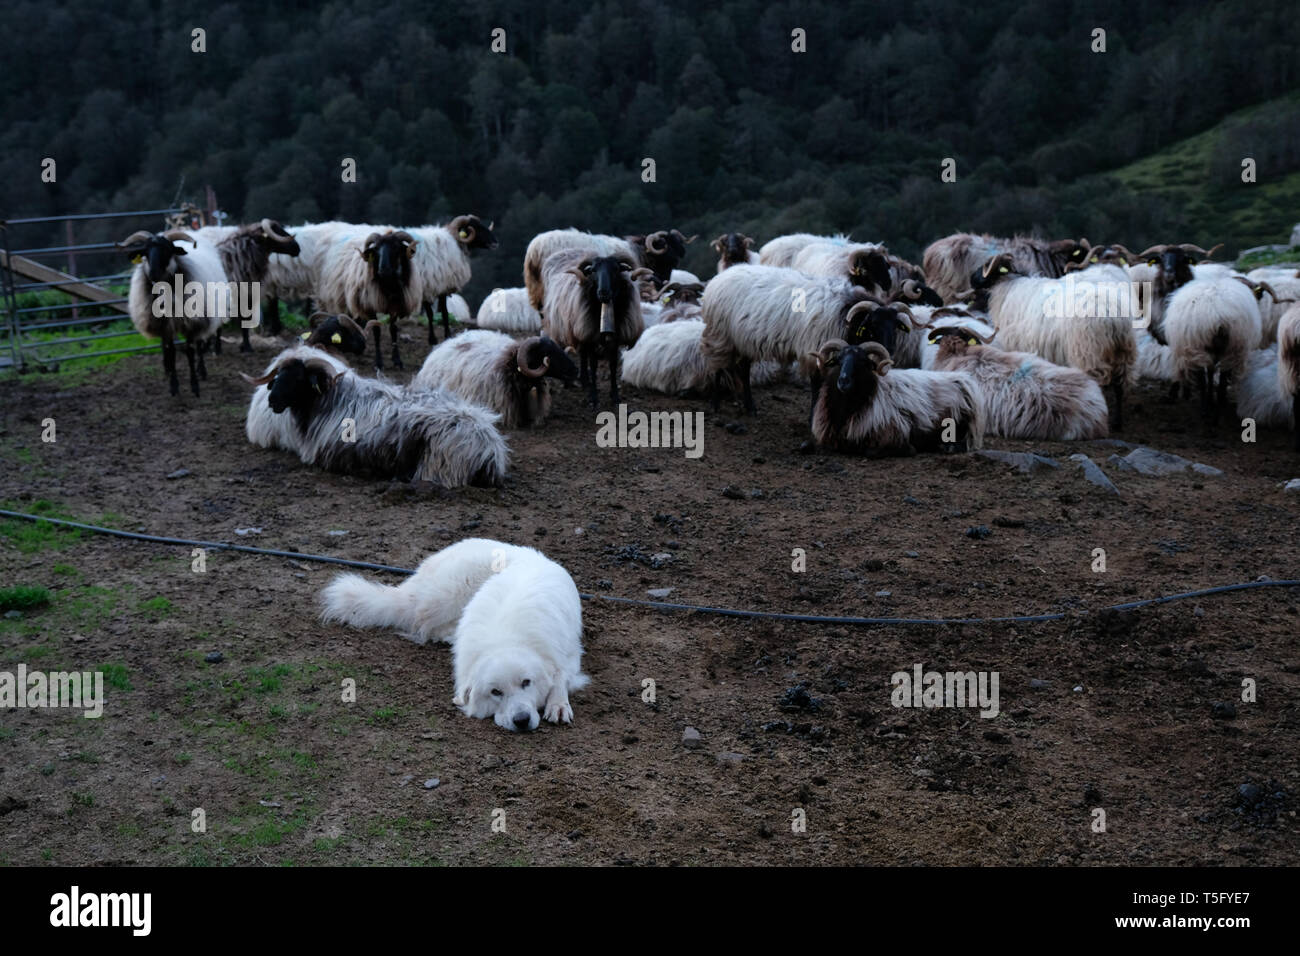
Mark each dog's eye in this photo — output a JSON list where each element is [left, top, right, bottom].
[[521, 679, 531, 688], [490, 688, 502, 697]]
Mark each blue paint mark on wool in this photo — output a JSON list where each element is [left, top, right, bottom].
[[1010, 359, 1035, 382]]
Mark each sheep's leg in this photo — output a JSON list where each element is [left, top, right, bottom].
[[389, 317, 403, 369], [163, 329, 179, 397], [184, 341, 200, 397], [808, 371, 822, 430], [213, 327, 222, 356], [424, 300, 437, 345], [1110, 379, 1124, 431], [265, 297, 282, 335], [608, 334, 621, 406], [439, 294, 450, 342], [578, 349, 590, 387], [1165, 381, 1181, 403], [371, 318, 385, 371], [1216, 368, 1229, 417], [1197, 368, 1211, 422], [711, 369, 725, 413], [739, 358, 756, 415], [197, 340, 208, 381], [240, 321, 252, 352], [586, 344, 599, 408]]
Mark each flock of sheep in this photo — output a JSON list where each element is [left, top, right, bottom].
[[117, 216, 1300, 488]]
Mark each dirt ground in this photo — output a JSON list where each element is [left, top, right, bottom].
[[0, 327, 1297, 866]]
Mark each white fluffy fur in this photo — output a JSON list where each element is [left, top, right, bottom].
[[540, 248, 644, 349], [476, 287, 542, 334], [245, 345, 508, 486], [1245, 268, 1300, 346], [320, 539, 589, 731], [699, 263, 870, 380], [524, 229, 636, 313], [1135, 331, 1176, 381], [1163, 276, 1262, 385], [812, 363, 985, 451], [757, 232, 847, 268], [790, 240, 891, 295], [411, 329, 555, 429], [985, 263, 1137, 387], [261, 221, 350, 302], [1237, 303, 1300, 427], [930, 340, 1109, 440], [315, 228, 424, 319], [127, 234, 229, 344]]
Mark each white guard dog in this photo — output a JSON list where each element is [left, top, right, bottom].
[[320, 538, 589, 732]]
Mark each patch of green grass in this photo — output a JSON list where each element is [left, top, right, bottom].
[[227, 805, 313, 849], [70, 791, 95, 809], [51, 564, 79, 577], [136, 595, 173, 618], [97, 662, 131, 692], [39, 764, 55, 777], [371, 707, 399, 725], [1237, 246, 1299, 270], [40, 849, 53, 861], [0, 585, 51, 612], [175, 752, 192, 766], [0, 499, 81, 553], [55, 584, 121, 629], [0, 727, 13, 741]]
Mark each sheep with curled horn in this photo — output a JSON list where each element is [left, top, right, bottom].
[[625, 229, 697, 286], [1245, 265, 1300, 346], [700, 264, 911, 415], [118, 228, 229, 397], [298, 312, 382, 357], [711, 233, 758, 273], [925, 322, 1109, 441], [540, 248, 646, 408], [1135, 242, 1260, 421], [195, 218, 301, 351], [922, 233, 1093, 303], [315, 228, 423, 371], [523, 229, 638, 317], [407, 215, 498, 344], [969, 251, 1137, 429], [805, 339, 985, 455], [243, 345, 509, 487], [411, 330, 579, 429]]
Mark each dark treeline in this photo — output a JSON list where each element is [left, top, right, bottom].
[[2, 0, 1298, 297]]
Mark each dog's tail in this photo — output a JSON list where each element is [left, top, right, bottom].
[[320, 572, 418, 633]]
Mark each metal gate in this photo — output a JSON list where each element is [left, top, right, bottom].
[[1, 207, 199, 372]]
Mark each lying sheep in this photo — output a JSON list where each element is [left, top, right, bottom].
[[923, 233, 1092, 303], [621, 320, 792, 397], [118, 229, 230, 397], [540, 248, 646, 407], [971, 252, 1137, 429], [316, 228, 423, 370], [411, 330, 577, 428], [926, 323, 1109, 440], [711, 233, 758, 272], [298, 312, 378, 357], [476, 287, 543, 335], [700, 264, 909, 414], [1237, 302, 1300, 449], [243, 345, 508, 487], [807, 339, 984, 455]]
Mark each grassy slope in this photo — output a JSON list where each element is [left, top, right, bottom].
[[1104, 93, 1300, 259]]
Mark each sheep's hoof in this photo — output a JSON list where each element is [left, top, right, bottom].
[[169, 379, 180, 397], [190, 382, 201, 398], [391, 354, 404, 370], [797, 440, 817, 455], [240, 341, 252, 353]]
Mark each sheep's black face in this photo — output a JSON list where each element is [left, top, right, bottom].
[[846, 306, 908, 356], [584, 257, 630, 305], [722, 233, 750, 262], [308, 317, 367, 355], [366, 235, 414, 298], [133, 235, 185, 284], [463, 216, 498, 250], [834, 347, 878, 399], [971, 256, 1014, 290], [535, 337, 579, 383], [1156, 249, 1194, 287], [849, 252, 893, 293], [266, 360, 330, 416], [263, 222, 300, 257]]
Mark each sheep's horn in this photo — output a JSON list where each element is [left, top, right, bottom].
[[628, 267, 656, 282], [861, 342, 893, 373], [645, 232, 668, 255], [899, 278, 921, 300], [1109, 243, 1136, 262], [362, 232, 382, 253], [117, 230, 154, 249], [711, 235, 726, 253], [391, 230, 417, 246], [516, 339, 549, 378], [1255, 281, 1278, 299], [262, 218, 297, 247], [932, 306, 972, 319], [1198, 242, 1224, 262], [162, 230, 196, 246], [1078, 237, 1091, 249], [337, 314, 364, 335], [981, 256, 998, 278], [1134, 245, 1166, 260], [240, 370, 276, 386], [1178, 243, 1211, 258]]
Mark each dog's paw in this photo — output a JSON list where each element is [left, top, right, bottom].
[[544, 700, 573, 724]]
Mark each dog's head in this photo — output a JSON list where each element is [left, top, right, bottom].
[[454, 647, 555, 732]]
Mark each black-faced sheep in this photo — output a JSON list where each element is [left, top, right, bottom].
[[807, 340, 985, 455], [711, 233, 758, 273], [923, 233, 1092, 303], [540, 249, 645, 408], [411, 330, 577, 428], [317, 229, 423, 371], [118, 229, 230, 397], [298, 312, 378, 357], [198, 219, 300, 351], [410, 215, 498, 344], [523, 229, 638, 316], [243, 345, 508, 487]]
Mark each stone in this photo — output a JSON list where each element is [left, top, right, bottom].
[[1068, 454, 1119, 494], [682, 727, 702, 749], [975, 449, 1059, 473]]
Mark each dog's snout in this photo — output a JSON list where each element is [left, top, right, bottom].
[[512, 712, 533, 731]]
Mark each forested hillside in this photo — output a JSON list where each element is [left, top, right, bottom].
[[2, 0, 1298, 293]]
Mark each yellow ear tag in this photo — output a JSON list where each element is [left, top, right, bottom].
[[999, 266, 1008, 273], [331, 332, 342, 344], [1148, 259, 1157, 266], [458, 230, 469, 239], [132, 255, 143, 264], [966, 337, 978, 345], [300, 331, 310, 340]]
